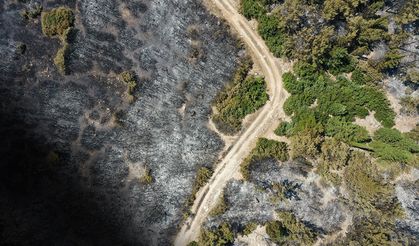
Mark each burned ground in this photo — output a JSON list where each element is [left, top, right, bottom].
[[0, 0, 241, 245]]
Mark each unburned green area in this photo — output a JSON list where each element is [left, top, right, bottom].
[[213, 58, 268, 134], [41, 7, 74, 75]]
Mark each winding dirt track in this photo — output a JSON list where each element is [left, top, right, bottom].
[[174, 0, 288, 244]]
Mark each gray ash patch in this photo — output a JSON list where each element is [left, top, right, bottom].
[[206, 158, 348, 237], [0, 0, 241, 245]]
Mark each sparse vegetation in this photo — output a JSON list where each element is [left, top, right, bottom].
[[209, 193, 228, 217], [185, 167, 213, 214], [119, 71, 138, 102], [53, 43, 69, 75], [21, 4, 43, 19], [140, 168, 153, 184], [241, 138, 288, 179], [213, 57, 268, 134], [242, 222, 257, 236]]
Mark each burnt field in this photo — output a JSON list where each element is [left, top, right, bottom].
[[0, 0, 242, 245]]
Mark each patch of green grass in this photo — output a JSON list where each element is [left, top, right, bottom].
[[41, 7, 74, 38], [240, 138, 289, 179], [213, 58, 268, 134]]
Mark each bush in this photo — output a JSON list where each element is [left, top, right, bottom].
[[213, 72, 268, 134], [209, 194, 228, 217], [265, 220, 289, 243], [258, 15, 284, 57], [242, 222, 257, 236], [241, 0, 266, 20], [119, 71, 138, 95], [317, 138, 350, 185], [241, 138, 289, 179], [344, 151, 400, 213], [282, 72, 302, 94], [199, 223, 234, 246], [325, 117, 370, 143], [274, 121, 291, 136], [53, 42, 69, 75], [290, 128, 323, 159], [186, 167, 213, 208], [266, 212, 317, 245], [140, 168, 153, 184], [41, 7, 74, 37], [326, 47, 355, 75]]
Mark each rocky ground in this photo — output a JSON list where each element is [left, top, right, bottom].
[[0, 0, 242, 245]]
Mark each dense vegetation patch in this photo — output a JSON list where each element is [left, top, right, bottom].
[[41, 7, 74, 75], [213, 57, 268, 134], [41, 7, 74, 37], [369, 128, 419, 165], [240, 138, 288, 179]]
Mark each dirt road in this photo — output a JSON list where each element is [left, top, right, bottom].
[[174, 0, 289, 244]]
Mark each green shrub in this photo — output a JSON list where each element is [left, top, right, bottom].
[[282, 72, 302, 94], [344, 151, 396, 212], [265, 220, 289, 243], [274, 121, 291, 136], [241, 138, 289, 179], [242, 222, 257, 235], [140, 168, 153, 184], [290, 128, 323, 159], [53, 42, 69, 75], [325, 117, 370, 143], [326, 47, 355, 75], [258, 15, 284, 57], [186, 167, 213, 208], [213, 69, 269, 134], [266, 212, 317, 245], [240, 0, 266, 20], [209, 194, 228, 217], [317, 138, 350, 185], [119, 71, 138, 95], [41, 7, 74, 37], [199, 223, 234, 246]]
